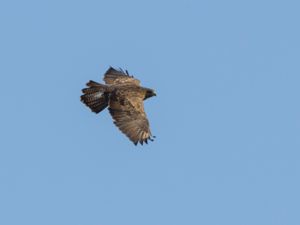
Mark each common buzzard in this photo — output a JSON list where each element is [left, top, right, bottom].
[[81, 67, 156, 145]]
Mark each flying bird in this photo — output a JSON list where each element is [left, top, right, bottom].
[[80, 67, 156, 145]]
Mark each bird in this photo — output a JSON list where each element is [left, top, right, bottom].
[[80, 66, 156, 145]]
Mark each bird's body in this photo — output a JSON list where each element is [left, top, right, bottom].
[[80, 67, 156, 145]]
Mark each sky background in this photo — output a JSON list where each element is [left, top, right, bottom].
[[0, 0, 300, 224]]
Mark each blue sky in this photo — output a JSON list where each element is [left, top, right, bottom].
[[1, 0, 300, 224]]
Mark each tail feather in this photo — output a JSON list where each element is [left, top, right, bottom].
[[81, 80, 109, 114]]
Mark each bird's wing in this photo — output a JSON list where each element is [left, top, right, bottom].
[[108, 90, 154, 145], [103, 67, 140, 85]]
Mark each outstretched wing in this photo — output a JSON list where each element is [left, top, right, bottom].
[[108, 90, 154, 145], [103, 67, 140, 86]]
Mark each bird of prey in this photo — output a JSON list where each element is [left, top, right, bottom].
[[80, 67, 156, 145]]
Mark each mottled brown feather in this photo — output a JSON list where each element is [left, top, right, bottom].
[[108, 89, 153, 145], [80, 80, 108, 113], [103, 67, 140, 86]]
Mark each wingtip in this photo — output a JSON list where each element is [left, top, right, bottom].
[[105, 66, 115, 74]]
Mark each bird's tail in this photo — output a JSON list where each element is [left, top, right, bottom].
[[80, 80, 109, 114]]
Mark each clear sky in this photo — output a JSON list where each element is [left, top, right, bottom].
[[0, 0, 300, 224]]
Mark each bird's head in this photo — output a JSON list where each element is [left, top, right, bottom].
[[144, 88, 156, 100]]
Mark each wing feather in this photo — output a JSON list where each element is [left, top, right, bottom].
[[108, 90, 154, 145], [103, 67, 140, 85]]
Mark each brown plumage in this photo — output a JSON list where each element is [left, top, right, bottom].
[[80, 67, 156, 145]]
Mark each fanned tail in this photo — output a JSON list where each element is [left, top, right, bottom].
[[80, 80, 109, 114]]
